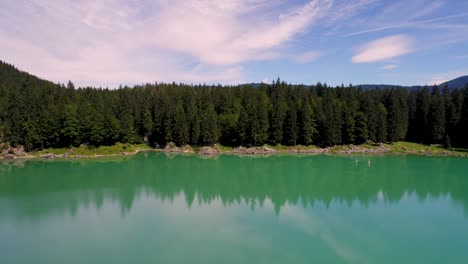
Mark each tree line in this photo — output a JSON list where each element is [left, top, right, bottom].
[[1, 61, 467, 151]]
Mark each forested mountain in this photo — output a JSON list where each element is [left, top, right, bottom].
[[355, 77, 468, 91], [439, 76, 468, 90], [1, 60, 468, 151]]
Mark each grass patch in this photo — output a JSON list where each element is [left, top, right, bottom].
[[263, 144, 320, 151], [383, 141, 466, 156], [32, 143, 152, 157], [216, 144, 234, 152]]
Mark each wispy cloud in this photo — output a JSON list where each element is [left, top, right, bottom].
[[0, 0, 334, 87], [382, 64, 398, 70], [291, 51, 323, 64], [0, 0, 466, 87], [352, 35, 413, 63]]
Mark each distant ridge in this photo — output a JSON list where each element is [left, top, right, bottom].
[[357, 76, 468, 91], [239, 76, 468, 91], [439, 76, 468, 90], [1, 60, 467, 90]]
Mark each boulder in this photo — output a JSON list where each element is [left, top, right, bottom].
[[40, 153, 55, 159], [163, 142, 180, 153], [198, 146, 221, 155], [232, 146, 276, 155], [3, 154, 15, 160], [13, 145, 26, 156]]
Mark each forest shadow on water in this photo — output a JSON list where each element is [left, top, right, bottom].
[[1, 153, 467, 221]]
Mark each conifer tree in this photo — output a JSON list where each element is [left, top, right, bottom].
[[300, 100, 316, 145], [428, 86, 445, 143]]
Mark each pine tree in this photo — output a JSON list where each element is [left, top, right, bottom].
[[237, 106, 248, 145], [354, 111, 368, 144], [173, 102, 189, 145], [60, 104, 79, 147], [342, 111, 356, 144], [300, 100, 316, 145], [269, 79, 287, 144], [200, 103, 219, 145], [385, 89, 408, 142], [428, 86, 445, 143], [318, 91, 342, 146], [143, 110, 153, 138], [414, 88, 431, 143], [284, 106, 298, 145], [375, 103, 388, 142], [459, 87, 468, 147]]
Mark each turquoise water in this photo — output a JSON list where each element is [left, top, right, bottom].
[[1, 153, 468, 263]]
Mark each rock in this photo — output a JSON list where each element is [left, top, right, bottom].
[[12, 145, 26, 156], [163, 142, 180, 153], [232, 146, 276, 155], [3, 154, 15, 160], [262, 146, 276, 153], [2, 145, 27, 156], [232, 146, 245, 154], [296, 147, 329, 154], [40, 153, 55, 159], [198, 146, 221, 155], [181, 145, 195, 153]]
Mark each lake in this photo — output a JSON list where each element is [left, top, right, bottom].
[[1, 153, 468, 263]]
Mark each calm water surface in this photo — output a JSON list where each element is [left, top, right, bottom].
[[1, 153, 468, 263]]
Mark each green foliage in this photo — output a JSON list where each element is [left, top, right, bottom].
[[385, 89, 408, 142], [269, 79, 287, 144], [317, 90, 342, 146], [200, 103, 219, 145], [354, 111, 368, 144], [173, 102, 189, 145], [143, 110, 153, 137], [428, 86, 446, 143], [0, 61, 467, 150], [299, 100, 316, 145], [60, 104, 79, 146]]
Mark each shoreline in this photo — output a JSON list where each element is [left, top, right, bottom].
[[2, 142, 467, 161]]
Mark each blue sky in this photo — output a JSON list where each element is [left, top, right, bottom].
[[0, 0, 467, 88]]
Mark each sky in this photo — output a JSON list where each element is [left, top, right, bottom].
[[0, 0, 467, 88]]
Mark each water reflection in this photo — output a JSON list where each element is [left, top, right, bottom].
[[0, 153, 467, 221]]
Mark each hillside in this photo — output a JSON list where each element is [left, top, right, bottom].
[[1, 61, 468, 152], [439, 76, 468, 90]]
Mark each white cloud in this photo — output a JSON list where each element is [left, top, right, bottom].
[[0, 0, 335, 87], [291, 51, 323, 64], [144, 0, 332, 65], [352, 35, 413, 63], [382, 64, 398, 70]]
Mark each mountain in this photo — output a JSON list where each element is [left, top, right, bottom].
[[240, 76, 468, 91], [0, 60, 56, 87], [357, 76, 468, 91], [2, 60, 467, 91], [439, 76, 468, 90]]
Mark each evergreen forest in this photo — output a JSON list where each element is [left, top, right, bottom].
[[1, 61, 467, 151]]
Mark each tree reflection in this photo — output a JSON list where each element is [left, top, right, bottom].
[[0, 153, 467, 220]]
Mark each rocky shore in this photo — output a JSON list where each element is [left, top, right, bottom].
[[1, 145, 152, 161], [145, 142, 468, 157], [2, 142, 467, 161]]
